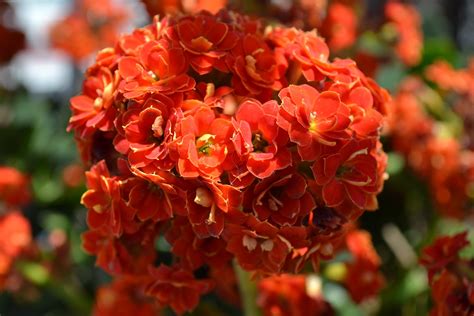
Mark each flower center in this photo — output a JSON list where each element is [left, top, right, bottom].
[[267, 190, 283, 211], [336, 165, 352, 178], [252, 132, 268, 152], [309, 112, 318, 132], [151, 115, 164, 138], [196, 134, 215, 155]]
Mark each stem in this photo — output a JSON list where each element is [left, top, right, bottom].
[[233, 260, 262, 316]]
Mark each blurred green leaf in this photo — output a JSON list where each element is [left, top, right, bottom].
[[17, 261, 50, 286], [386, 152, 405, 175], [323, 282, 363, 316], [375, 61, 406, 92], [381, 268, 428, 306]]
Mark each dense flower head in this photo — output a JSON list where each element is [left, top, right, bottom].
[[420, 232, 474, 315], [69, 9, 390, 313]]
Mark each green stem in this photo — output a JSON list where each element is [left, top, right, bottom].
[[233, 260, 262, 316]]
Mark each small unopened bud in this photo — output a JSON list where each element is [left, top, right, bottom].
[[194, 187, 212, 208]]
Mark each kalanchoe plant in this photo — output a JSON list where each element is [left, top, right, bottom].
[[68, 9, 390, 315]]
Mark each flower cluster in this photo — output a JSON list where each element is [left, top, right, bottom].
[[384, 2, 423, 66], [420, 232, 474, 315], [0, 167, 32, 291], [426, 59, 474, 150], [50, 0, 127, 62], [388, 76, 474, 219], [69, 10, 389, 314]]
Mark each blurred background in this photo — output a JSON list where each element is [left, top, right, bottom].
[[0, 0, 473, 315]]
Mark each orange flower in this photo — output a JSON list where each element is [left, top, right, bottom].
[[258, 274, 333, 316], [145, 264, 212, 315], [0, 212, 31, 281], [93, 276, 161, 316], [0, 167, 31, 207], [50, 0, 127, 62], [385, 2, 423, 66], [321, 3, 357, 51], [420, 232, 474, 314], [344, 229, 385, 302]]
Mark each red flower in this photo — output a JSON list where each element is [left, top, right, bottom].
[[250, 168, 316, 226], [258, 274, 333, 316], [128, 166, 188, 217], [344, 230, 385, 302], [232, 99, 291, 179], [229, 34, 287, 99], [185, 179, 242, 238], [125, 178, 174, 222], [0, 212, 31, 277], [81, 161, 137, 236], [425, 60, 472, 95], [290, 31, 333, 82], [420, 232, 469, 280], [277, 85, 351, 161], [166, 216, 232, 270], [145, 264, 212, 315], [175, 106, 234, 178], [68, 67, 119, 137], [82, 224, 157, 275], [224, 215, 307, 274], [50, 16, 98, 61], [166, 13, 238, 74], [93, 276, 161, 316], [118, 95, 181, 172], [420, 232, 474, 314], [118, 39, 194, 100], [430, 269, 474, 315], [312, 139, 379, 209], [321, 3, 357, 51], [385, 2, 423, 66], [0, 167, 31, 207], [327, 83, 384, 138], [50, 0, 127, 62], [326, 59, 390, 116]]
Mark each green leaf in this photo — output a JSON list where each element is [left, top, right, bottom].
[[386, 152, 405, 175], [323, 282, 363, 316], [17, 261, 50, 285]]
